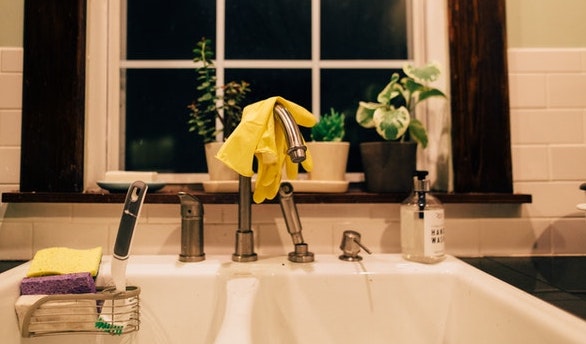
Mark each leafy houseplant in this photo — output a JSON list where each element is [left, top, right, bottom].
[[305, 108, 349, 182], [187, 38, 250, 143], [356, 62, 446, 148], [355, 62, 446, 192], [187, 38, 250, 181], [310, 108, 346, 142]]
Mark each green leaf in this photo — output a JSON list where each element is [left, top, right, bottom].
[[403, 62, 441, 82], [408, 118, 428, 148], [311, 108, 345, 141], [198, 93, 213, 102], [356, 102, 382, 128], [402, 77, 424, 94], [376, 73, 400, 104], [417, 88, 446, 103], [372, 106, 410, 140]]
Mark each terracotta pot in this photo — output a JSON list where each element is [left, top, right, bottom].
[[204, 142, 239, 181], [306, 141, 350, 181], [360, 141, 416, 192]]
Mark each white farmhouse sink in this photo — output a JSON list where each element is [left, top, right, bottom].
[[1, 255, 585, 343]]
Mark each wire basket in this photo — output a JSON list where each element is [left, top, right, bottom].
[[18, 286, 140, 338]]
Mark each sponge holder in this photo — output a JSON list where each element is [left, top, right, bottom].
[[20, 286, 140, 338]]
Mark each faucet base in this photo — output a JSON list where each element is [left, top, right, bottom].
[[338, 255, 363, 262], [288, 243, 314, 263], [179, 254, 206, 263], [232, 230, 258, 262], [232, 253, 258, 262]]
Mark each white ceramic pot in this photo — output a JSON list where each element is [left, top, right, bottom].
[[205, 142, 239, 181], [305, 141, 350, 181]]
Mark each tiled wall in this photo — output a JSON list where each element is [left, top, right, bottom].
[[0, 48, 21, 195], [1, 48, 586, 260]]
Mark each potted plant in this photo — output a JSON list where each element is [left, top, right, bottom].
[[187, 38, 250, 180], [356, 62, 446, 192], [305, 108, 349, 181]]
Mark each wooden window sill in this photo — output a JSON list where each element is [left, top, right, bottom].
[[1, 183, 532, 204]]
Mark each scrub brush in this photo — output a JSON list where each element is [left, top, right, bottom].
[[95, 181, 147, 335]]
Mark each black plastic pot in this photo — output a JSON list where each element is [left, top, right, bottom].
[[360, 141, 417, 193]]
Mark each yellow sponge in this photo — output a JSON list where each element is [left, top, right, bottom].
[[26, 247, 103, 278]]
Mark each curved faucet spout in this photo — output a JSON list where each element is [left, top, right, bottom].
[[273, 102, 307, 163]]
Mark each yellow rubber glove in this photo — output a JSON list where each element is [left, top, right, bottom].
[[216, 96, 316, 203]]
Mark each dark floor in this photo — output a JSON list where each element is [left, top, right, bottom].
[[2, 257, 586, 321], [461, 256, 586, 320]]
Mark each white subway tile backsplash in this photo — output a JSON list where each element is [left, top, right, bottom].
[[480, 218, 551, 256], [509, 74, 547, 109], [0, 49, 23, 73], [550, 146, 586, 180], [118, 223, 180, 255], [204, 223, 241, 255], [508, 49, 583, 73], [0, 74, 22, 109], [514, 181, 584, 218], [141, 204, 180, 224], [71, 203, 121, 224], [0, 222, 33, 259], [511, 145, 549, 181], [444, 219, 481, 257], [510, 109, 583, 144], [32, 222, 110, 253], [0, 147, 20, 183], [0, 110, 21, 146], [551, 218, 586, 255], [2, 203, 72, 223], [547, 74, 586, 108], [297, 203, 374, 219]]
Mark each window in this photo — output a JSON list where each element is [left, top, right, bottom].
[[86, 0, 449, 184], [21, 0, 513, 194]]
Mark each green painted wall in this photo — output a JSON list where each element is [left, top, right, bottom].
[[506, 0, 586, 47], [0, 0, 23, 47], [1, 1, 585, 48]]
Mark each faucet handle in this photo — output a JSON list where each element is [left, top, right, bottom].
[[339, 230, 372, 261]]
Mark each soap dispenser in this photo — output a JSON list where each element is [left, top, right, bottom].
[[400, 170, 445, 263]]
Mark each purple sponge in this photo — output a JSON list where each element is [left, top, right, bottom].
[[20, 272, 96, 295]]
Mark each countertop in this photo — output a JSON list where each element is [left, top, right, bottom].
[[2, 257, 586, 321]]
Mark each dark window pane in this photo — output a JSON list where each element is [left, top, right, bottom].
[[321, 69, 400, 171], [125, 69, 207, 172], [321, 0, 408, 59], [225, 0, 311, 59], [225, 68, 313, 142], [126, 0, 216, 60], [225, 69, 312, 108]]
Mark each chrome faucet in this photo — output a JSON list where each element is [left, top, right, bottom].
[[338, 230, 372, 261], [178, 192, 205, 262], [232, 102, 309, 263], [278, 182, 314, 263]]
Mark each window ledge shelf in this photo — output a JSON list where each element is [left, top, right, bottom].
[[1, 183, 532, 204]]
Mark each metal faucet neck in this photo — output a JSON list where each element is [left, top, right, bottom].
[[273, 102, 307, 163]]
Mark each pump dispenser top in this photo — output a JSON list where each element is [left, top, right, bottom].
[[400, 170, 445, 264], [414, 170, 429, 218]]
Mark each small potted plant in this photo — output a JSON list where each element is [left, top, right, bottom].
[[305, 108, 349, 181], [187, 38, 250, 180], [356, 62, 446, 192]]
